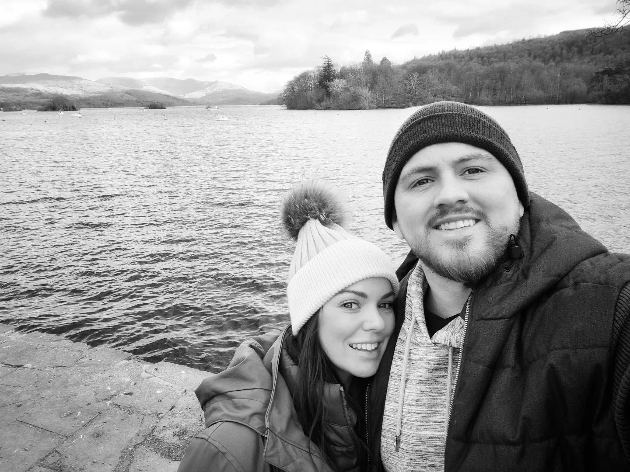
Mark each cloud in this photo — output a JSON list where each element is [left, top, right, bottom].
[[43, 0, 112, 19], [435, 0, 609, 40], [200, 53, 217, 62], [1, 0, 617, 93], [391, 23, 418, 38], [330, 10, 369, 30], [43, 0, 195, 25], [253, 43, 271, 56]]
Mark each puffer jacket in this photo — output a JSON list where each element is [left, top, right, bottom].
[[178, 326, 362, 472], [369, 193, 630, 471]]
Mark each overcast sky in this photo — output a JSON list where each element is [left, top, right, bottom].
[[1, 0, 619, 93]]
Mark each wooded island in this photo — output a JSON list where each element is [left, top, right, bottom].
[[281, 28, 630, 109]]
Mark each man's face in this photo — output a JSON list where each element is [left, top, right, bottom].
[[393, 142, 524, 284]]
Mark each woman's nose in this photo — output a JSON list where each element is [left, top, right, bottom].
[[363, 305, 386, 331]]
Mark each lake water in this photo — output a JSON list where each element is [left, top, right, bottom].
[[1, 104, 629, 372]]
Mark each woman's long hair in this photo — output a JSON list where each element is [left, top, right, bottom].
[[286, 313, 369, 471]]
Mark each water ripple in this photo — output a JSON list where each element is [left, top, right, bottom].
[[1, 104, 629, 372]]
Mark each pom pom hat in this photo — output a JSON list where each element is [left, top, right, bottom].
[[282, 181, 399, 335]]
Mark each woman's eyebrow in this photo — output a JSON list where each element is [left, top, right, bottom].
[[380, 291, 395, 300], [336, 289, 367, 298]]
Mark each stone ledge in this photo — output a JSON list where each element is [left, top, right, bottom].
[[0, 324, 207, 472]]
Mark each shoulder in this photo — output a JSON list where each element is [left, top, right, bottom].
[[178, 421, 267, 472], [566, 252, 630, 289]]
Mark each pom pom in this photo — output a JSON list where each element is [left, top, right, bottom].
[[281, 180, 347, 240]]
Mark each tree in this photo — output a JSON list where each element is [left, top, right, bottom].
[[317, 56, 337, 97], [591, 0, 630, 36], [374, 57, 396, 106], [282, 70, 319, 109], [38, 95, 78, 111], [361, 50, 377, 90]]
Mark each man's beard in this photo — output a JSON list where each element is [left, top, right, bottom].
[[410, 208, 521, 285]]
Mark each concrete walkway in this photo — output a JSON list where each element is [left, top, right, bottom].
[[0, 323, 211, 472]]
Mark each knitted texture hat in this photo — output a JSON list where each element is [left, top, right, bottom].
[[282, 181, 399, 335], [382, 101, 529, 229]]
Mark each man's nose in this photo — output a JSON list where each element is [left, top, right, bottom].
[[433, 174, 469, 207]]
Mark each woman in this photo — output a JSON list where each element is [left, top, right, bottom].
[[178, 181, 399, 472]]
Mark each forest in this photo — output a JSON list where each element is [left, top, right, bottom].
[[281, 28, 630, 109]]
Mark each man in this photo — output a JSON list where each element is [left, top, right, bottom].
[[368, 101, 630, 471]]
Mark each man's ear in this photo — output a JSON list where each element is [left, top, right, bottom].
[[392, 219, 405, 240]]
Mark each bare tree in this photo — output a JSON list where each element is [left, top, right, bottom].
[[591, 0, 630, 36]]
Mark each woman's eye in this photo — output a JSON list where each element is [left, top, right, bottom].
[[379, 302, 394, 309], [341, 301, 358, 309]]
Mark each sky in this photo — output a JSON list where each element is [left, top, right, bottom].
[[0, 0, 620, 93]]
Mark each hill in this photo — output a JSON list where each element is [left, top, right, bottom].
[[282, 27, 630, 109], [0, 74, 281, 110]]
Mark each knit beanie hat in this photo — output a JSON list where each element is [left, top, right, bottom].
[[282, 181, 399, 335], [382, 101, 530, 229]]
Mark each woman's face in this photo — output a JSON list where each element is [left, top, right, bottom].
[[318, 277, 396, 386]]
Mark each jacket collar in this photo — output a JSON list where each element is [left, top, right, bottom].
[[263, 327, 359, 472]]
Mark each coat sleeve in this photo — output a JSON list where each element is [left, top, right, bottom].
[[612, 282, 630, 461], [177, 422, 267, 472]]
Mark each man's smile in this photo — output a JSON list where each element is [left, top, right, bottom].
[[435, 218, 478, 231]]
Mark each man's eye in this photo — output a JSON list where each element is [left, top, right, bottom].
[[411, 178, 432, 187], [463, 167, 484, 175]]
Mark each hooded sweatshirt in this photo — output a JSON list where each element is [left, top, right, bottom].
[[371, 193, 630, 471], [178, 327, 362, 472]]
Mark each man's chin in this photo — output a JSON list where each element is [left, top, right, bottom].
[[418, 243, 499, 285]]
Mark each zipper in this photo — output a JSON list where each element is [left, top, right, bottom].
[[365, 383, 370, 472], [339, 385, 352, 426], [446, 292, 473, 432]]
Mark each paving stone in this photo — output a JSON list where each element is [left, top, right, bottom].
[[0, 383, 38, 408], [18, 330, 79, 348], [17, 400, 100, 437], [129, 445, 179, 472], [0, 364, 16, 379], [78, 345, 133, 365], [0, 419, 63, 472], [89, 360, 180, 415], [150, 393, 204, 459], [0, 324, 15, 335], [54, 409, 152, 472], [0, 366, 55, 386], [150, 361, 210, 392], [0, 367, 102, 412], [0, 324, 211, 472], [0, 339, 84, 368]]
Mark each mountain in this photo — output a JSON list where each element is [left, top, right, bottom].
[[0, 74, 281, 109], [102, 77, 277, 105]]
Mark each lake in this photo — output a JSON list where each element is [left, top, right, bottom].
[[1, 104, 629, 372]]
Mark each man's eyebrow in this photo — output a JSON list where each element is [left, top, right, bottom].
[[400, 152, 494, 179]]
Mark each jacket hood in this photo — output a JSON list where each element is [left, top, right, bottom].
[[393, 192, 608, 321], [195, 327, 360, 472], [195, 330, 279, 435], [475, 192, 608, 321]]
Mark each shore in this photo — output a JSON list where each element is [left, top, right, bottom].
[[0, 323, 210, 472]]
